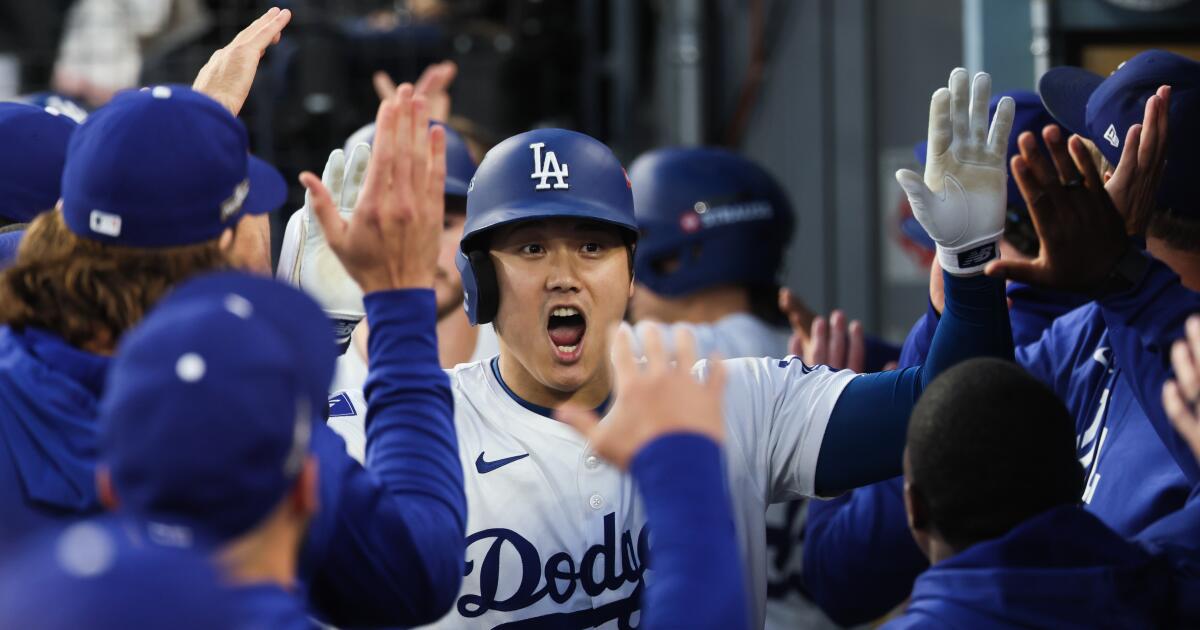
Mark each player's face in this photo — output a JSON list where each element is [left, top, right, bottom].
[[489, 218, 631, 396], [435, 208, 468, 319]]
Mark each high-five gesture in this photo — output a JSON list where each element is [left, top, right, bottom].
[[556, 325, 727, 470], [374, 61, 458, 122], [1106, 85, 1171, 236], [193, 7, 292, 116], [983, 126, 1132, 292], [300, 85, 446, 293], [896, 69, 1014, 276]]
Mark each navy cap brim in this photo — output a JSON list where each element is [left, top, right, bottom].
[[240, 155, 287, 217], [1038, 66, 1104, 137]]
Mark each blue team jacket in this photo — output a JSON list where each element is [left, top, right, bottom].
[[803, 268, 1197, 626], [0, 291, 465, 628], [884, 505, 1176, 630], [0, 326, 108, 550]]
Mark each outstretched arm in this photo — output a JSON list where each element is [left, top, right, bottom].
[[298, 86, 466, 626], [813, 68, 1016, 496]]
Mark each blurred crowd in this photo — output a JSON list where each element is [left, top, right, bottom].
[[0, 5, 1199, 630]]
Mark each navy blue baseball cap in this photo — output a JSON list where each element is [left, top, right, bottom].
[[61, 85, 287, 247], [1039, 50, 1200, 217], [0, 519, 238, 629], [99, 271, 336, 543], [343, 120, 477, 197], [0, 103, 78, 223]]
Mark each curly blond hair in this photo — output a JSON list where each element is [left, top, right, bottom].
[[0, 210, 228, 351]]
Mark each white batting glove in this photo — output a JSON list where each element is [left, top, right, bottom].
[[895, 69, 1014, 276], [276, 144, 371, 349]]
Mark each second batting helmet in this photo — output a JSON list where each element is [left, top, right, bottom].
[[630, 147, 793, 297], [457, 128, 637, 325]]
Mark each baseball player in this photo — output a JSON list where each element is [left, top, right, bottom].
[[0, 84, 287, 547], [0, 102, 78, 267], [884, 357, 1200, 629], [0, 46, 468, 630], [93, 271, 351, 628], [802, 91, 1091, 625], [809, 52, 1200, 625], [314, 67, 1015, 628], [626, 145, 892, 629]]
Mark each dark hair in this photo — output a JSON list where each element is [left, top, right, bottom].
[[906, 357, 1083, 549], [0, 210, 228, 350], [1148, 211, 1200, 252]]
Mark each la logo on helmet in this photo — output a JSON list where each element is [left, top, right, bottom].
[[530, 142, 569, 190]]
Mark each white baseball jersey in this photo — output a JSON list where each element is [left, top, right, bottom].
[[631, 315, 844, 630], [327, 350, 855, 629]]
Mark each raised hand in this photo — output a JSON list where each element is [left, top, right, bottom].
[[895, 69, 1014, 276], [373, 60, 457, 122], [286, 145, 371, 345], [1163, 315, 1200, 463], [1105, 85, 1170, 236], [300, 85, 446, 293], [556, 324, 726, 470], [193, 7, 292, 116], [778, 287, 815, 357], [804, 311, 866, 373], [983, 125, 1131, 292]]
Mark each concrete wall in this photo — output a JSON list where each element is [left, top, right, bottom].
[[702, 0, 964, 341]]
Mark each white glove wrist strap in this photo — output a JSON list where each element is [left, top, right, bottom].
[[936, 230, 1003, 276]]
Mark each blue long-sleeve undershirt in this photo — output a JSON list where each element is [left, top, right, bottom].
[[300, 289, 466, 627], [632, 433, 749, 630], [814, 272, 1012, 496]]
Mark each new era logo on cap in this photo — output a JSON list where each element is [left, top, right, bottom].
[[1104, 124, 1120, 148], [89, 210, 122, 237]]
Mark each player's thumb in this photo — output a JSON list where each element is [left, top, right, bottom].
[[984, 258, 1038, 285], [896, 168, 938, 230], [554, 404, 601, 441]]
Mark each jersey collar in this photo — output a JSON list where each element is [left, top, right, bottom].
[[489, 357, 611, 420]]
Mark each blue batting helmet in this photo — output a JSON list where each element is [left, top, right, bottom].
[[457, 128, 637, 325], [343, 121, 477, 196], [630, 146, 793, 297]]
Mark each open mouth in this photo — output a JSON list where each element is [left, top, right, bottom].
[[547, 306, 586, 362]]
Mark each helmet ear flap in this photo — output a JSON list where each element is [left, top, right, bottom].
[[467, 249, 499, 325]]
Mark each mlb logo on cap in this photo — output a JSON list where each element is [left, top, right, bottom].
[[60, 85, 286, 248]]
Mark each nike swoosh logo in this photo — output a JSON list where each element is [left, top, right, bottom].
[[476, 452, 530, 474]]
